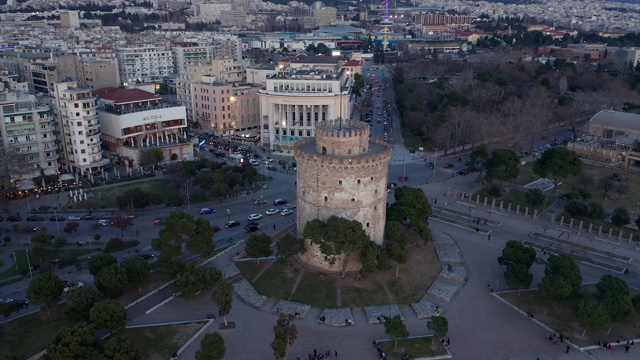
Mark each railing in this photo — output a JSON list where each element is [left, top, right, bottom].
[[86, 123, 100, 131], [45, 154, 60, 160], [89, 149, 102, 155], [6, 128, 36, 135]]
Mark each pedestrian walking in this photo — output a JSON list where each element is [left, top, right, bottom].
[[559, 334, 564, 343], [475, 227, 479, 233], [446, 337, 450, 347], [434, 198, 437, 205], [626, 345, 630, 353], [335, 351, 337, 358], [488, 234, 491, 240], [566, 345, 571, 353], [273, 223, 276, 231]]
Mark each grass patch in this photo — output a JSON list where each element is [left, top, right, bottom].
[[290, 271, 338, 308], [388, 278, 425, 305], [89, 179, 167, 208], [118, 270, 173, 307], [473, 186, 550, 213], [0, 248, 92, 280], [557, 211, 640, 239], [235, 259, 272, 281], [251, 261, 297, 300], [341, 282, 390, 306], [500, 286, 640, 346], [124, 322, 205, 360], [0, 304, 72, 359], [378, 336, 447, 360]]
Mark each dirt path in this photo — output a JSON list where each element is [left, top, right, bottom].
[[288, 265, 306, 300], [381, 281, 396, 302], [251, 258, 277, 282]]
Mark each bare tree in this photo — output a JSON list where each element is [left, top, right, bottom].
[[599, 177, 615, 198]]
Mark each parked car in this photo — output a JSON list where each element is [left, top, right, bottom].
[[282, 204, 297, 210], [67, 215, 81, 221], [387, 183, 398, 189], [424, 162, 435, 169], [199, 208, 215, 215], [273, 199, 287, 205], [249, 159, 260, 166], [62, 281, 84, 293], [26, 215, 45, 222], [253, 199, 267, 205], [138, 254, 154, 260], [153, 218, 165, 225], [49, 216, 65, 222], [82, 215, 97, 221], [96, 219, 111, 226], [443, 163, 454, 168], [248, 213, 264, 221], [398, 176, 409, 182], [267, 166, 278, 171], [457, 168, 470, 176], [245, 224, 260, 233], [212, 225, 222, 232], [280, 209, 293, 216], [225, 220, 241, 228], [6, 215, 22, 222], [265, 208, 279, 215]]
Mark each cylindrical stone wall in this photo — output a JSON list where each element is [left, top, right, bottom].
[[294, 120, 392, 272]]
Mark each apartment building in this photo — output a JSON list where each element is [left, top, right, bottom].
[[172, 42, 210, 73], [92, 87, 193, 167], [0, 91, 59, 183], [259, 65, 352, 152], [115, 45, 175, 85], [191, 77, 260, 136], [52, 81, 109, 176]]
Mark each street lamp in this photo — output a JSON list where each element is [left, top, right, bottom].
[[24, 247, 32, 280], [185, 181, 191, 210], [99, 192, 102, 208], [130, 198, 134, 216], [636, 202, 639, 219], [53, 206, 61, 236], [226, 209, 230, 222]]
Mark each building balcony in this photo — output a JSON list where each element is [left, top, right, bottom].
[[6, 128, 36, 135], [89, 148, 102, 155], [100, 102, 175, 115], [36, 116, 53, 123], [43, 144, 58, 151], [86, 123, 100, 131], [44, 153, 60, 160], [87, 129, 100, 137], [16, 147, 39, 154]]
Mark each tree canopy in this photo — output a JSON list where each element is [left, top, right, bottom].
[[271, 313, 297, 359], [538, 254, 582, 302], [389, 186, 432, 239], [594, 274, 635, 323], [89, 299, 128, 332], [64, 286, 103, 321], [196, 332, 226, 360], [174, 264, 222, 299], [211, 280, 234, 325], [498, 240, 536, 269], [152, 211, 216, 269], [484, 149, 520, 184], [101, 336, 141, 360], [275, 234, 306, 266], [384, 315, 410, 349], [246, 233, 273, 258], [47, 325, 98, 360], [576, 297, 610, 332], [466, 144, 489, 172], [88, 254, 118, 276], [123, 256, 151, 286], [26, 272, 63, 309], [533, 147, 582, 192], [94, 264, 128, 298]]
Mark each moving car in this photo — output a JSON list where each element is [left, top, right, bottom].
[[398, 176, 409, 182], [245, 224, 260, 233], [138, 254, 154, 260], [424, 162, 435, 169], [249, 159, 260, 165], [62, 281, 84, 293], [253, 199, 267, 205], [248, 213, 264, 221], [225, 220, 241, 228], [212, 225, 222, 232], [26, 215, 45, 222], [267, 166, 278, 171], [457, 168, 470, 176], [82, 215, 97, 221], [273, 199, 287, 205], [199, 208, 215, 215], [153, 218, 165, 225], [265, 208, 279, 215], [282, 204, 297, 210], [443, 163, 454, 168], [96, 219, 111, 226], [49, 216, 65, 222], [7, 215, 22, 222], [387, 182, 398, 189], [280, 209, 293, 216]]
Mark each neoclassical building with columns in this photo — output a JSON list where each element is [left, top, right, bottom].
[[258, 64, 353, 153]]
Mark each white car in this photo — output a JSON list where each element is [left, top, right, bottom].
[[265, 208, 279, 215], [67, 215, 81, 221], [96, 219, 111, 226], [280, 209, 293, 216], [249, 159, 260, 165], [283, 204, 297, 210], [247, 213, 264, 221]]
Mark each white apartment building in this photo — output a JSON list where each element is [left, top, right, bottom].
[[52, 81, 109, 176], [92, 87, 193, 167], [0, 91, 59, 182], [259, 66, 352, 152], [196, 2, 232, 21], [115, 45, 175, 86], [172, 42, 210, 73]]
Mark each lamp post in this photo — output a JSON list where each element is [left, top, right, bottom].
[[130, 198, 134, 216], [99, 192, 102, 208], [226, 209, 230, 222], [25, 247, 32, 280], [26, 193, 31, 215], [185, 181, 191, 210], [636, 202, 639, 219], [53, 206, 60, 236]]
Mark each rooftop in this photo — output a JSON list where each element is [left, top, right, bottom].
[[92, 87, 160, 104], [589, 110, 640, 133]]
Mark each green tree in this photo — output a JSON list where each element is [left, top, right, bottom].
[[64, 286, 103, 321], [384, 315, 409, 350], [389, 186, 432, 239], [276, 234, 306, 267], [63, 221, 80, 234], [47, 325, 98, 360], [538, 254, 582, 302], [428, 315, 449, 343], [195, 332, 226, 360], [271, 313, 297, 359], [101, 336, 141, 360], [576, 297, 610, 332], [26, 272, 63, 309], [94, 264, 128, 298], [360, 241, 389, 276], [246, 233, 273, 258], [174, 264, 222, 299], [89, 299, 128, 332], [504, 263, 534, 292], [611, 207, 631, 229], [466, 144, 489, 172], [88, 254, 118, 276], [123, 256, 151, 288], [594, 274, 634, 323], [152, 211, 215, 270], [384, 221, 409, 277], [533, 147, 582, 192], [0, 301, 14, 318], [303, 216, 370, 278], [211, 281, 233, 326], [53, 236, 67, 250], [498, 240, 536, 269], [484, 149, 520, 186]]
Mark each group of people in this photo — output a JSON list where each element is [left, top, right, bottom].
[[598, 340, 635, 353], [300, 348, 336, 360]]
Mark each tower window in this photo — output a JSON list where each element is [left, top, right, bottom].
[[339, 180, 342, 185], [371, 176, 373, 180], [358, 179, 361, 184], [351, 198, 355, 202], [366, 222, 370, 227], [375, 189, 378, 194], [324, 196, 328, 202], [322, 146, 327, 155]]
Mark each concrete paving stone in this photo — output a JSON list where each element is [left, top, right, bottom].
[[363, 304, 403, 324], [427, 280, 460, 302], [434, 245, 463, 263], [272, 299, 311, 319], [438, 264, 467, 282], [232, 279, 266, 308], [432, 230, 455, 244], [220, 262, 240, 279], [317, 307, 354, 327], [411, 297, 440, 319]]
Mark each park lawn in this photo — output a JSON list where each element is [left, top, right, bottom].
[[95, 179, 167, 208], [251, 260, 297, 300], [235, 259, 273, 282], [290, 271, 338, 308], [378, 336, 447, 360], [341, 282, 390, 307], [123, 322, 206, 360], [118, 270, 173, 307], [0, 248, 92, 280], [0, 304, 72, 359], [500, 286, 640, 346], [387, 278, 425, 305]]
